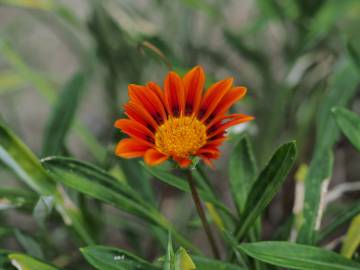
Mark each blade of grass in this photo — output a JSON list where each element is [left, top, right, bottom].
[[42, 72, 86, 156]]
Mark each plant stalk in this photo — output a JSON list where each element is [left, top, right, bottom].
[[186, 169, 221, 259]]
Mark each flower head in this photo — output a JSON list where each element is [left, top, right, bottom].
[[114, 66, 253, 168]]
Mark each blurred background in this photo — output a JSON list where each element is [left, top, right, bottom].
[[0, 0, 360, 267]]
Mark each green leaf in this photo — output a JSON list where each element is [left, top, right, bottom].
[[341, 214, 360, 258], [192, 256, 245, 270], [346, 40, 360, 71], [14, 230, 44, 260], [42, 157, 160, 222], [318, 200, 360, 242], [0, 38, 105, 162], [0, 121, 56, 195], [143, 164, 235, 222], [332, 107, 360, 152], [163, 234, 174, 270], [0, 72, 25, 95], [81, 245, 160, 270], [0, 0, 55, 10], [314, 58, 359, 159], [234, 141, 297, 241], [0, 122, 94, 244], [42, 157, 198, 253], [297, 151, 333, 244], [229, 134, 257, 214], [238, 241, 360, 270], [0, 188, 36, 210], [8, 253, 59, 270], [33, 196, 54, 229], [42, 72, 86, 156]]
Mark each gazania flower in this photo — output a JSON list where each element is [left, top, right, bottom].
[[114, 66, 253, 168]]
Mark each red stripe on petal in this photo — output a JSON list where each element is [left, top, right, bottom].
[[124, 102, 158, 132], [207, 114, 254, 139], [114, 119, 155, 146], [164, 71, 185, 117], [128, 84, 167, 124], [198, 78, 233, 122], [183, 66, 205, 115], [206, 86, 247, 127]]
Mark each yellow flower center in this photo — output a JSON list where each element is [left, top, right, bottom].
[[155, 116, 207, 158]]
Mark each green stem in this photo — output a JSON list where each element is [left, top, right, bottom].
[[186, 169, 221, 259]]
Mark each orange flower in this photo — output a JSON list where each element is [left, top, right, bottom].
[[114, 66, 253, 168]]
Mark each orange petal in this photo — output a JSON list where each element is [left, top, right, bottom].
[[207, 114, 254, 139], [206, 86, 247, 127], [115, 138, 150, 158], [147, 81, 165, 104], [199, 78, 233, 122], [144, 149, 168, 166], [128, 84, 167, 123], [183, 66, 205, 115], [164, 71, 185, 117], [174, 157, 192, 168], [124, 102, 158, 132], [114, 119, 154, 146]]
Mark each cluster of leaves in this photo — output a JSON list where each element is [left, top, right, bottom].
[[0, 0, 360, 270]]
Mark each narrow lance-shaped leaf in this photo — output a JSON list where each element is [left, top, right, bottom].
[[332, 107, 360, 152], [0, 122, 94, 244], [234, 141, 297, 241], [14, 230, 44, 260], [229, 134, 258, 214], [238, 241, 360, 270], [0, 121, 55, 195], [81, 245, 160, 270], [297, 150, 333, 244], [42, 72, 86, 156], [9, 253, 60, 270], [314, 57, 359, 159], [42, 157, 199, 253], [297, 57, 359, 245]]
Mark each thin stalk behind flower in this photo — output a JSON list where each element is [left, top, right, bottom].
[[186, 169, 221, 259]]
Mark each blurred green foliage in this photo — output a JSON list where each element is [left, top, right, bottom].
[[0, 0, 360, 269]]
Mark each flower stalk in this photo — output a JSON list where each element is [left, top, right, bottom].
[[186, 169, 221, 259]]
